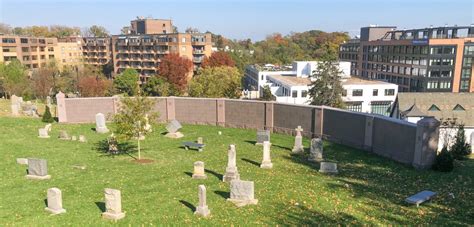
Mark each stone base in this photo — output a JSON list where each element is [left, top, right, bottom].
[[102, 211, 125, 220], [222, 172, 240, 182], [319, 169, 338, 174], [291, 146, 304, 154], [227, 198, 258, 207], [26, 175, 51, 180], [255, 142, 263, 146], [16, 158, 28, 165], [38, 136, 50, 139], [192, 174, 207, 179], [260, 162, 273, 169], [96, 127, 110, 134], [165, 132, 184, 139], [45, 207, 66, 215], [194, 206, 210, 217]]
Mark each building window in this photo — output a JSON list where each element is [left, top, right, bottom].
[[461, 69, 471, 79], [372, 89, 378, 96], [463, 57, 472, 67], [428, 104, 440, 111], [2, 38, 15, 43], [292, 91, 298, 98], [453, 104, 465, 111], [182, 38, 186, 43], [352, 89, 363, 96], [384, 89, 395, 96], [460, 81, 470, 90], [464, 45, 474, 55], [345, 102, 362, 112], [342, 89, 347, 97], [370, 101, 391, 116], [301, 90, 308, 98]]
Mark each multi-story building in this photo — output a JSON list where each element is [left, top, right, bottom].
[[55, 38, 84, 69], [0, 35, 57, 69], [339, 25, 474, 93], [130, 16, 174, 35], [112, 32, 212, 80], [82, 37, 113, 67]]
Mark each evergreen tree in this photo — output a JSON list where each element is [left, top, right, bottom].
[[261, 85, 275, 101], [42, 105, 54, 123], [432, 146, 454, 172], [308, 62, 344, 108], [113, 69, 139, 96], [451, 124, 471, 160]]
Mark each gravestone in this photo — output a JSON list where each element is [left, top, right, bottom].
[[260, 141, 273, 169], [11, 104, 19, 116], [45, 187, 66, 215], [96, 113, 109, 133], [405, 190, 437, 207], [319, 162, 338, 174], [16, 158, 28, 165], [308, 138, 323, 162], [26, 158, 51, 180], [197, 137, 203, 145], [38, 128, 50, 138], [165, 120, 184, 138], [44, 124, 52, 132], [194, 185, 210, 217], [46, 96, 52, 109], [291, 126, 304, 154], [144, 114, 152, 133], [11, 95, 19, 105], [102, 188, 125, 220], [256, 130, 270, 145], [58, 130, 71, 140], [223, 144, 240, 182], [71, 136, 77, 141], [227, 180, 258, 207], [79, 135, 87, 143], [192, 161, 207, 179]]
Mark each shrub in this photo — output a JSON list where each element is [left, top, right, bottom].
[[432, 146, 454, 172], [451, 124, 471, 160], [42, 105, 54, 123]]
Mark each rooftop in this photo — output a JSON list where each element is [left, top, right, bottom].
[[267, 74, 310, 86], [341, 77, 395, 85]]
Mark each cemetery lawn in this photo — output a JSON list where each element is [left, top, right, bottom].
[[0, 117, 473, 225]]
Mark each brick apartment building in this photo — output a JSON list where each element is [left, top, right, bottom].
[[0, 36, 58, 69], [339, 25, 474, 92]]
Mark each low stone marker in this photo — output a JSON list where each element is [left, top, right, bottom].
[[197, 137, 203, 144], [79, 135, 87, 143], [223, 145, 240, 182], [38, 124, 52, 138], [26, 158, 51, 180], [256, 130, 270, 145], [194, 185, 210, 217], [319, 162, 338, 174], [165, 120, 184, 138], [308, 138, 323, 162], [72, 164, 86, 170], [45, 187, 66, 215], [291, 126, 304, 154], [192, 161, 207, 179], [182, 141, 205, 152], [58, 130, 71, 140], [96, 113, 110, 134], [16, 158, 28, 165], [405, 190, 437, 207], [11, 104, 19, 116], [102, 188, 125, 220], [71, 136, 77, 141], [227, 180, 258, 207], [260, 141, 273, 169]]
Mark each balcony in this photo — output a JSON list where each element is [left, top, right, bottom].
[[193, 49, 205, 54], [193, 57, 203, 63]]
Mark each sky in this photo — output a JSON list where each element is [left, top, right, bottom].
[[0, 0, 473, 41]]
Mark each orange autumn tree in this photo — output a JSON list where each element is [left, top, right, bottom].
[[78, 76, 111, 97], [158, 53, 193, 92], [201, 51, 235, 68]]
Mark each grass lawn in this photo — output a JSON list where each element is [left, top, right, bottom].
[[0, 116, 473, 225]]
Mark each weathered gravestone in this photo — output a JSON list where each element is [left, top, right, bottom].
[[291, 126, 304, 154], [223, 144, 240, 182], [46, 96, 52, 109], [58, 130, 71, 140], [260, 141, 273, 169], [227, 180, 258, 207], [319, 162, 338, 174], [194, 185, 210, 217], [165, 120, 184, 138], [16, 158, 28, 165], [256, 130, 270, 145], [405, 190, 437, 207], [45, 187, 66, 215], [11, 103, 19, 116], [102, 188, 125, 220], [308, 138, 323, 162], [197, 137, 203, 145], [79, 135, 87, 143], [71, 136, 77, 141], [26, 158, 51, 180], [38, 124, 52, 138], [192, 161, 207, 179], [95, 113, 109, 133]]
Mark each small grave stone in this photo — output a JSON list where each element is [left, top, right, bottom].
[[46, 96, 52, 108], [71, 136, 77, 141], [72, 164, 86, 170], [256, 130, 270, 145], [405, 190, 437, 207], [291, 126, 304, 154], [319, 162, 338, 174], [308, 138, 323, 162], [227, 180, 258, 207], [192, 161, 207, 179], [260, 141, 273, 169], [11, 104, 19, 116], [102, 188, 125, 220], [197, 137, 203, 144], [16, 158, 28, 165], [38, 128, 50, 138], [79, 135, 87, 143], [194, 185, 210, 217], [44, 124, 52, 132], [26, 158, 51, 180], [223, 145, 240, 182], [96, 113, 109, 133], [58, 130, 71, 140], [165, 120, 184, 138], [45, 187, 66, 215]]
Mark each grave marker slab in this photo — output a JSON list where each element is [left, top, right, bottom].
[[194, 185, 210, 217], [165, 120, 184, 138], [308, 138, 323, 162], [256, 130, 270, 145], [291, 126, 304, 154], [192, 161, 207, 179], [260, 141, 273, 169], [16, 158, 28, 165], [38, 128, 50, 138], [58, 130, 71, 140], [45, 187, 66, 215], [223, 145, 240, 182], [227, 180, 258, 207], [26, 158, 51, 180], [319, 162, 338, 174], [102, 188, 125, 220], [405, 190, 437, 207], [95, 113, 109, 133]]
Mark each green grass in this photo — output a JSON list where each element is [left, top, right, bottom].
[[0, 117, 473, 225]]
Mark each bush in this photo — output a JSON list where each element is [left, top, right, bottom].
[[432, 146, 454, 172], [42, 105, 54, 123], [451, 124, 471, 160]]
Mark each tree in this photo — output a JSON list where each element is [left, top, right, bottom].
[[32, 62, 58, 100], [143, 76, 179, 96], [188, 66, 242, 98], [23, 26, 51, 37], [84, 25, 109, 37], [1, 60, 28, 97], [0, 23, 12, 34], [113, 87, 157, 160], [432, 146, 454, 172], [261, 85, 275, 101], [308, 62, 344, 108], [158, 53, 193, 92], [185, 27, 200, 33], [78, 75, 112, 97], [49, 25, 80, 38], [451, 124, 471, 160], [42, 106, 54, 123], [114, 69, 140, 96], [201, 51, 236, 68]]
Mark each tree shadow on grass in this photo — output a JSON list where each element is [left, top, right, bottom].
[[241, 158, 260, 167], [244, 140, 257, 145], [94, 139, 138, 159], [179, 200, 195, 212], [205, 169, 222, 180], [95, 202, 106, 212], [184, 171, 193, 177], [271, 144, 292, 152], [214, 190, 229, 199]]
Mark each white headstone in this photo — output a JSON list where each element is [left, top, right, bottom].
[[45, 187, 66, 215], [11, 104, 19, 116], [308, 138, 323, 162], [194, 185, 210, 217], [102, 188, 125, 220], [223, 144, 240, 182], [79, 135, 87, 143], [260, 141, 273, 169], [44, 124, 52, 132], [227, 180, 258, 207], [95, 113, 109, 133], [319, 162, 338, 174], [38, 128, 50, 138], [46, 96, 52, 108], [165, 120, 183, 138], [292, 126, 304, 153], [58, 130, 70, 140], [197, 137, 203, 144], [16, 158, 28, 165], [192, 161, 207, 179]]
